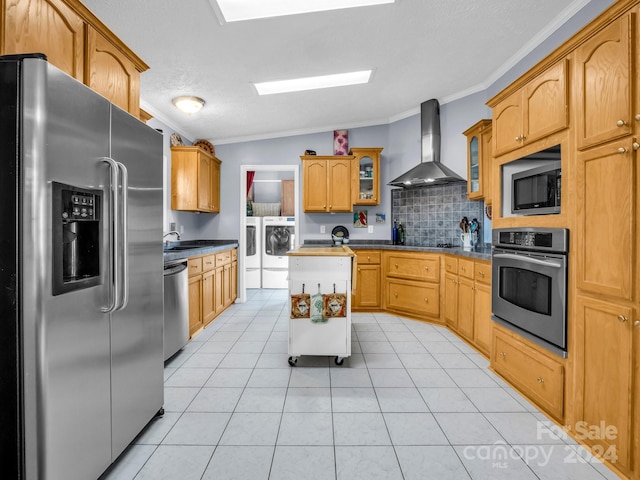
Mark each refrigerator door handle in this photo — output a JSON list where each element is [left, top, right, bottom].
[[116, 161, 129, 311], [101, 157, 120, 313]]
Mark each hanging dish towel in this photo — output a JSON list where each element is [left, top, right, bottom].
[[310, 283, 326, 323], [290, 284, 310, 318]]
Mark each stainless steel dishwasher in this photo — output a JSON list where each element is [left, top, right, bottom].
[[163, 259, 189, 361]]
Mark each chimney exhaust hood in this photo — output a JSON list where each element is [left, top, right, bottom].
[[388, 99, 465, 187]]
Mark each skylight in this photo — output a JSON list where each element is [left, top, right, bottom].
[[213, 0, 395, 23], [253, 70, 373, 95]]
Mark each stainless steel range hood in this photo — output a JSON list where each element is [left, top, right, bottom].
[[388, 99, 465, 187]]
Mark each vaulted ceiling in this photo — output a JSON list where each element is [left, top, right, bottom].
[[81, 0, 590, 144]]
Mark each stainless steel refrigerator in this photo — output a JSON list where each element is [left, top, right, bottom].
[[0, 54, 164, 480]]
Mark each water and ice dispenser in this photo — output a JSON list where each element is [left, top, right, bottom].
[[52, 182, 102, 295]]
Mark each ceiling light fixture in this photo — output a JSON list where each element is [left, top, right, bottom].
[[172, 96, 205, 114], [213, 0, 395, 23], [254, 70, 373, 96]]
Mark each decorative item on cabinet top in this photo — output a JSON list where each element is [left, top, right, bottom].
[[193, 139, 215, 156]]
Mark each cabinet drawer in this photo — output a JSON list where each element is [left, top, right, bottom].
[[216, 250, 232, 266], [357, 250, 381, 265], [386, 279, 439, 317], [444, 256, 458, 274], [458, 258, 474, 279], [202, 254, 216, 272], [492, 329, 564, 420], [386, 254, 439, 282], [188, 257, 203, 276], [474, 261, 491, 285]]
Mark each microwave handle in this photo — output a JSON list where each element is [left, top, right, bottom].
[[493, 253, 563, 269]]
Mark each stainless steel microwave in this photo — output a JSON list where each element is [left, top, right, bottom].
[[512, 160, 561, 215]]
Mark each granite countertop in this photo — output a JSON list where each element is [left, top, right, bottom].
[[163, 239, 239, 263], [301, 240, 492, 261]]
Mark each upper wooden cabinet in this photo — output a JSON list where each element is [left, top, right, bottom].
[[463, 120, 492, 202], [350, 147, 382, 206], [171, 146, 222, 213], [86, 26, 140, 118], [492, 60, 568, 156], [575, 13, 634, 150], [301, 155, 354, 212], [1, 0, 149, 118]]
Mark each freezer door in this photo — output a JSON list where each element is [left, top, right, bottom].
[[20, 58, 113, 479], [109, 106, 164, 459]]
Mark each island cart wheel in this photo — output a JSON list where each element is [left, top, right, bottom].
[[335, 356, 344, 366], [288, 356, 298, 367]]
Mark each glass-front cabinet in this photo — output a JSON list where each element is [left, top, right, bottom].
[[350, 147, 383, 206], [463, 120, 492, 202]]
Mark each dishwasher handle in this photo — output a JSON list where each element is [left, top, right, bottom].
[[164, 262, 188, 276]]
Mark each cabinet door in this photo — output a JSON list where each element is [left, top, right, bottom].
[[576, 140, 635, 300], [2, 0, 85, 80], [473, 282, 492, 356], [387, 279, 439, 317], [197, 152, 212, 212], [210, 159, 220, 213], [493, 91, 523, 156], [355, 265, 381, 308], [86, 26, 140, 117], [457, 277, 474, 341], [444, 273, 458, 330], [214, 266, 224, 313], [202, 269, 216, 326], [482, 126, 493, 205], [575, 14, 633, 150], [327, 158, 353, 212], [231, 261, 238, 302], [575, 295, 633, 472], [523, 59, 568, 145], [302, 159, 328, 212], [223, 264, 232, 307], [281, 179, 295, 216], [188, 274, 203, 337]]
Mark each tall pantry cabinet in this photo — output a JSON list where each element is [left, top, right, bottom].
[[572, 7, 640, 476]]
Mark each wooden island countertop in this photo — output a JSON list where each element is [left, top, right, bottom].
[[287, 245, 355, 257]]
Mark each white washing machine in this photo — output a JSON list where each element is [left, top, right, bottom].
[[262, 216, 295, 289], [245, 216, 262, 288]]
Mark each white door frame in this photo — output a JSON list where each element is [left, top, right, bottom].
[[238, 164, 300, 303]]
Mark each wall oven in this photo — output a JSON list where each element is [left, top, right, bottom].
[[492, 227, 569, 357]]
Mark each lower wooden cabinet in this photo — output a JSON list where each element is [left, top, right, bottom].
[[187, 248, 237, 338], [443, 256, 492, 356], [352, 250, 381, 310], [491, 326, 564, 420], [383, 251, 440, 320]]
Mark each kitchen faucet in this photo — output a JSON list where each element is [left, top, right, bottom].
[[163, 231, 181, 246]]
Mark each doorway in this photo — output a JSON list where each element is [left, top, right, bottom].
[[238, 164, 300, 303]]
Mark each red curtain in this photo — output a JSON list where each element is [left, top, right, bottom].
[[247, 171, 255, 197]]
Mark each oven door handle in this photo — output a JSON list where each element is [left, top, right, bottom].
[[493, 253, 563, 268]]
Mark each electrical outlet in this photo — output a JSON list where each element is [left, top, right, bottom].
[[179, 225, 184, 234], [320, 225, 326, 234], [170, 222, 176, 231], [368, 225, 373, 233]]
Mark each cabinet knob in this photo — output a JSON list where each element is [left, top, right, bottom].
[[358, 268, 361, 272], [329, 205, 332, 209], [618, 315, 628, 323], [617, 119, 628, 127], [367, 256, 371, 261], [394, 292, 398, 298], [633, 142, 639, 151], [537, 377, 544, 384], [499, 351, 506, 358], [618, 147, 628, 154], [424, 298, 429, 303], [634, 320, 640, 328], [515, 135, 521, 141], [425, 266, 429, 271], [395, 263, 398, 268], [635, 114, 640, 122], [479, 271, 485, 276]]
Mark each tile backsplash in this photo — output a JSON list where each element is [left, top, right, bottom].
[[391, 183, 484, 247]]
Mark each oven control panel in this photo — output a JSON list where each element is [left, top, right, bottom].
[[492, 228, 568, 253]]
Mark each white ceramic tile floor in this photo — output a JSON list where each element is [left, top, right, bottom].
[[100, 288, 621, 480]]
